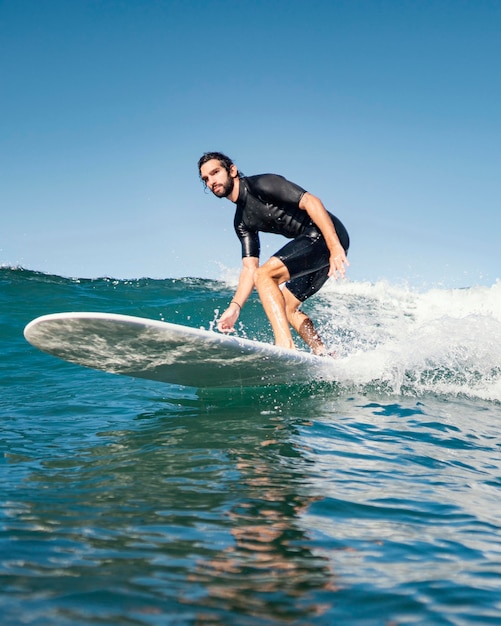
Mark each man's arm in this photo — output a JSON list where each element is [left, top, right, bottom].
[[299, 192, 349, 278], [217, 256, 259, 333]]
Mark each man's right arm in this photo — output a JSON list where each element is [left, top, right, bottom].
[[217, 257, 259, 333]]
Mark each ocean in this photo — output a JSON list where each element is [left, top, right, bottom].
[[1, 266, 501, 625]]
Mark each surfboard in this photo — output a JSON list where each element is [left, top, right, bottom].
[[24, 312, 338, 388]]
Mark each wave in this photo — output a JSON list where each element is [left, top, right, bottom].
[[5, 266, 501, 402], [313, 280, 501, 402]]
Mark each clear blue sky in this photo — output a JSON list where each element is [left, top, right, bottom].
[[1, 0, 499, 287]]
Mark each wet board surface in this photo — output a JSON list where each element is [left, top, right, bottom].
[[24, 312, 337, 388]]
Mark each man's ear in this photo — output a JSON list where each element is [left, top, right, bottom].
[[229, 164, 238, 178]]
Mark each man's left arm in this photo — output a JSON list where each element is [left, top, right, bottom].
[[299, 192, 349, 278]]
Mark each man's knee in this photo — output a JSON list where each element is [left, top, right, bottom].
[[253, 265, 267, 290], [254, 258, 289, 285]]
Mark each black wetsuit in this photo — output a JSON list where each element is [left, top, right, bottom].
[[234, 174, 350, 301]]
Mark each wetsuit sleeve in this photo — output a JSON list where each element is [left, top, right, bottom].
[[234, 209, 260, 258], [247, 174, 306, 208]]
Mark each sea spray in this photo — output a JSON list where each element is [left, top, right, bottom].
[[311, 280, 501, 400]]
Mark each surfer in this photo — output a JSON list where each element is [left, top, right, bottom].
[[198, 151, 350, 355]]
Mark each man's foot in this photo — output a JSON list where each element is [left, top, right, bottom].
[[275, 339, 296, 351], [314, 349, 337, 358]]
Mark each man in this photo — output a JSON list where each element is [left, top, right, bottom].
[[198, 151, 350, 355]]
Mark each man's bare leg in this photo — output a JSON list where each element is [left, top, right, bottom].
[[282, 287, 328, 355], [254, 258, 329, 354], [253, 258, 295, 350]]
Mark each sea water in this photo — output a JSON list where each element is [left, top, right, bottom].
[[1, 266, 501, 625]]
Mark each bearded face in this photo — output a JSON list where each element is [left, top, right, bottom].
[[211, 172, 235, 198], [200, 159, 237, 199]]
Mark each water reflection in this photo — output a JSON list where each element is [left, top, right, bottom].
[[5, 389, 338, 623], [186, 451, 337, 622]]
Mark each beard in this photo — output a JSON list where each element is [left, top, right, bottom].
[[212, 176, 235, 198]]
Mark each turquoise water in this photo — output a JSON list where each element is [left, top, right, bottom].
[[2, 266, 501, 625]]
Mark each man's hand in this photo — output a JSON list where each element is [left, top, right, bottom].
[[328, 242, 349, 279], [217, 303, 241, 333]]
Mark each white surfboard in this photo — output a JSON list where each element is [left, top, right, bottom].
[[24, 312, 338, 388]]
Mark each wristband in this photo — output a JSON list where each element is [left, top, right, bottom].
[[230, 301, 241, 310]]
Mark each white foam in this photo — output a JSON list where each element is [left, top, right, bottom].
[[313, 280, 501, 401]]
